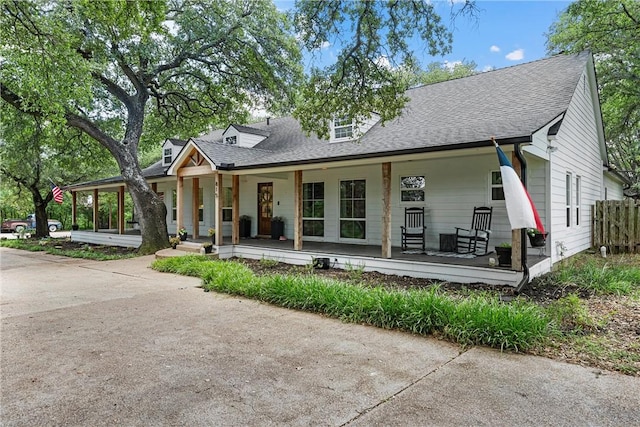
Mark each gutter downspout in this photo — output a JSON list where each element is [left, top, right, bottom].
[[514, 142, 530, 294]]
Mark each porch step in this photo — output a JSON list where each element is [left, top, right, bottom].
[[176, 241, 205, 253]]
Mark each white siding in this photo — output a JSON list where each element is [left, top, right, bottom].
[[603, 173, 624, 200], [548, 70, 606, 262], [222, 126, 267, 148]]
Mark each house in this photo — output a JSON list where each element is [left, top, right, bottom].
[[67, 51, 625, 287]]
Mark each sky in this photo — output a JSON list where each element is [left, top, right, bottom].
[[279, 0, 573, 73]]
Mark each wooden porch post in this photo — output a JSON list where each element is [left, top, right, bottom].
[[215, 172, 223, 246], [71, 191, 77, 226], [118, 186, 125, 235], [176, 176, 184, 231], [382, 163, 392, 258], [192, 177, 200, 239], [92, 189, 99, 232], [232, 175, 239, 244], [511, 152, 523, 271], [294, 170, 303, 251]]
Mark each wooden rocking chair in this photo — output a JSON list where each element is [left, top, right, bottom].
[[456, 207, 493, 255], [401, 207, 427, 251]]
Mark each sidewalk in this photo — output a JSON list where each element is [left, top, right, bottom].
[[1, 248, 639, 426]]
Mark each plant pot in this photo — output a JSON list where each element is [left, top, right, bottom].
[[528, 232, 548, 247], [72, 224, 79, 231], [271, 219, 284, 240], [239, 218, 251, 238], [495, 246, 512, 267], [179, 232, 187, 241], [171, 244, 177, 249], [204, 245, 213, 254]]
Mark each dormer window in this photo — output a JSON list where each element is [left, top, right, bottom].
[[333, 117, 353, 139], [225, 135, 237, 145], [163, 148, 172, 165]]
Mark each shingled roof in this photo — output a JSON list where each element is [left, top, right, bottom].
[[191, 51, 590, 169]]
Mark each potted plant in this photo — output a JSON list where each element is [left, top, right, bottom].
[[72, 223, 79, 231], [239, 215, 251, 238], [527, 228, 548, 247], [208, 227, 216, 244], [495, 242, 512, 267], [178, 227, 188, 241], [169, 236, 181, 249], [271, 216, 284, 240], [202, 242, 213, 254]]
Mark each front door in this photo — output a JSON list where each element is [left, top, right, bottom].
[[258, 182, 273, 236]]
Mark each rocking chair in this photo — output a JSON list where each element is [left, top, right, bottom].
[[455, 206, 493, 255], [401, 207, 427, 251]]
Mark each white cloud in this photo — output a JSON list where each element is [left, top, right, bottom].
[[319, 41, 331, 50], [490, 45, 500, 53], [482, 65, 494, 72], [506, 49, 524, 61], [443, 60, 462, 71], [375, 55, 392, 69]]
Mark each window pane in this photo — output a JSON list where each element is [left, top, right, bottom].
[[353, 200, 366, 218], [340, 220, 365, 239], [303, 201, 313, 218], [340, 181, 351, 198], [492, 187, 505, 201], [313, 182, 324, 199], [313, 200, 324, 218], [492, 171, 502, 185], [222, 209, 232, 222], [303, 183, 313, 200], [401, 176, 425, 189], [303, 219, 324, 237], [353, 180, 366, 198], [401, 190, 425, 202], [223, 187, 232, 208]]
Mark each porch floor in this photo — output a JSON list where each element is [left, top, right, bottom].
[[212, 237, 548, 271]]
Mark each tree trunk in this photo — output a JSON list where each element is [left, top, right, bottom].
[[116, 149, 169, 254], [31, 189, 50, 238]]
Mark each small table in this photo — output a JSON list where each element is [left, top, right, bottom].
[[439, 233, 457, 252]]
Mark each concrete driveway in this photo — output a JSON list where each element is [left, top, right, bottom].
[[1, 247, 638, 426]]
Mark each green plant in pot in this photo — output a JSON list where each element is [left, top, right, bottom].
[[169, 236, 181, 249], [495, 242, 512, 266], [178, 227, 188, 241], [527, 228, 548, 247]]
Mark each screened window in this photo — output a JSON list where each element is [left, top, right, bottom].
[[340, 179, 366, 239], [163, 148, 172, 165], [490, 171, 505, 201], [400, 176, 425, 202], [566, 173, 572, 227], [333, 117, 353, 139], [303, 182, 324, 237], [576, 175, 581, 226], [222, 187, 233, 222], [171, 189, 177, 221]]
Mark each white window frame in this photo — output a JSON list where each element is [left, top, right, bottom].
[[489, 170, 505, 203], [400, 175, 426, 205], [163, 147, 172, 166], [566, 172, 572, 227], [332, 117, 354, 141], [576, 175, 581, 226], [339, 179, 366, 240], [225, 135, 237, 145], [171, 189, 177, 223], [302, 182, 325, 238]]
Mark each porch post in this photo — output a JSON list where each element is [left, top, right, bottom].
[[232, 175, 239, 244], [176, 176, 184, 231], [215, 172, 223, 246], [192, 177, 200, 239], [294, 170, 303, 251], [71, 191, 77, 226], [381, 163, 392, 258], [511, 152, 523, 271], [92, 189, 99, 232], [118, 185, 125, 235]]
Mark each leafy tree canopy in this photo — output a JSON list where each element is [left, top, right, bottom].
[[547, 0, 640, 197]]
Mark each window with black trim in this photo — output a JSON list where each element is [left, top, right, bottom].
[[340, 179, 366, 239], [303, 182, 324, 236]]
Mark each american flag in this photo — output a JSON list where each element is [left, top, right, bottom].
[[51, 183, 64, 204]]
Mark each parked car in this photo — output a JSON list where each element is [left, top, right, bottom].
[[1, 214, 62, 233]]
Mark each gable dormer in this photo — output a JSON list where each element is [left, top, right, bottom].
[[162, 138, 187, 167], [222, 124, 269, 148], [329, 113, 380, 143]]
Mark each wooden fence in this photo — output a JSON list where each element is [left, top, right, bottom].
[[592, 199, 640, 253]]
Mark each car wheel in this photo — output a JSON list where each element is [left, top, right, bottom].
[[15, 225, 25, 232], [49, 224, 58, 232]]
